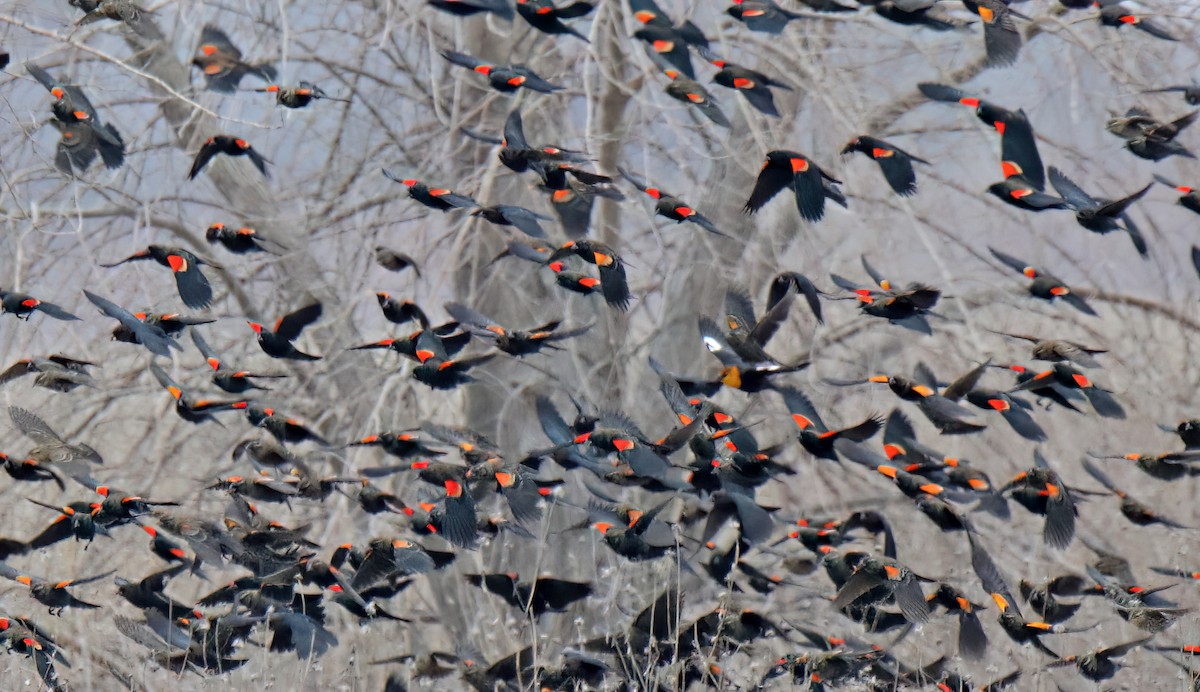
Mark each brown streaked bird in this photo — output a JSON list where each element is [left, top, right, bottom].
[[0, 355, 96, 393]]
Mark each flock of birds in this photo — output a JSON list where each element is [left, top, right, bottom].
[[3, 0, 1200, 690]]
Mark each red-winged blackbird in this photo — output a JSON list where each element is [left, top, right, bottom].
[[999, 451, 1079, 549], [932, 360, 1047, 442], [618, 166, 728, 236], [444, 302, 589, 357], [232, 436, 296, 469], [375, 293, 429, 327], [149, 363, 240, 424], [470, 205, 551, 237], [629, 0, 710, 79], [100, 245, 216, 309], [989, 159, 1070, 211], [920, 82, 1045, 186], [255, 82, 349, 108], [410, 329, 495, 390], [1082, 458, 1190, 528], [548, 240, 631, 310], [382, 170, 477, 211], [112, 313, 213, 348], [350, 430, 445, 464], [27, 63, 126, 172], [548, 260, 602, 297], [744, 150, 846, 222], [996, 362, 1084, 413], [1097, 3, 1177, 40], [593, 499, 677, 561], [193, 24, 276, 92], [831, 552, 931, 623], [249, 302, 322, 360], [1009, 362, 1125, 419], [830, 255, 942, 334], [693, 292, 809, 393], [726, 0, 803, 34], [464, 573, 592, 616], [880, 407, 1001, 499], [663, 70, 730, 128], [779, 386, 881, 461], [1146, 83, 1200, 105], [463, 108, 591, 179], [833, 373, 985, 434], [927, 583, 989, 660], [192, 330, 287, 393], [701, 490, 776, 545], [140, 526, 191, 565], [989, 247, 1096, 315], [441, 51, 563, 93], [347, 325, 467, 362], [961, 0, 1026, 66], [768, 271, 824, 325], [428, 0, 513, 19], [707, 58, 791, 118], [861, 0, 962, 30], [1154, 175, 1200, 215], [115, 563, 199, 621], [206, 223, 280, 254], [842, 135, 929, 196], [189, 135, 270, 180], [516, 0, 593, 41], [0, 291, 79, 322], [232, 402, 329, 446], [1, 450, 67, 490], [0, 355, 95, 393], [1047, 167, 1150, 255], [0, 562, 113, 614], [1094, 448, 1200, 479]]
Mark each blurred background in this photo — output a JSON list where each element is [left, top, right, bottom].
[[1, 0, 1200, 689]]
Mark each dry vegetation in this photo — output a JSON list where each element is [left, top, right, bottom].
[[1, 0, 1200, 690]]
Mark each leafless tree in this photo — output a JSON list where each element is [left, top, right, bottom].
[[0, 0, 1199, 689]]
